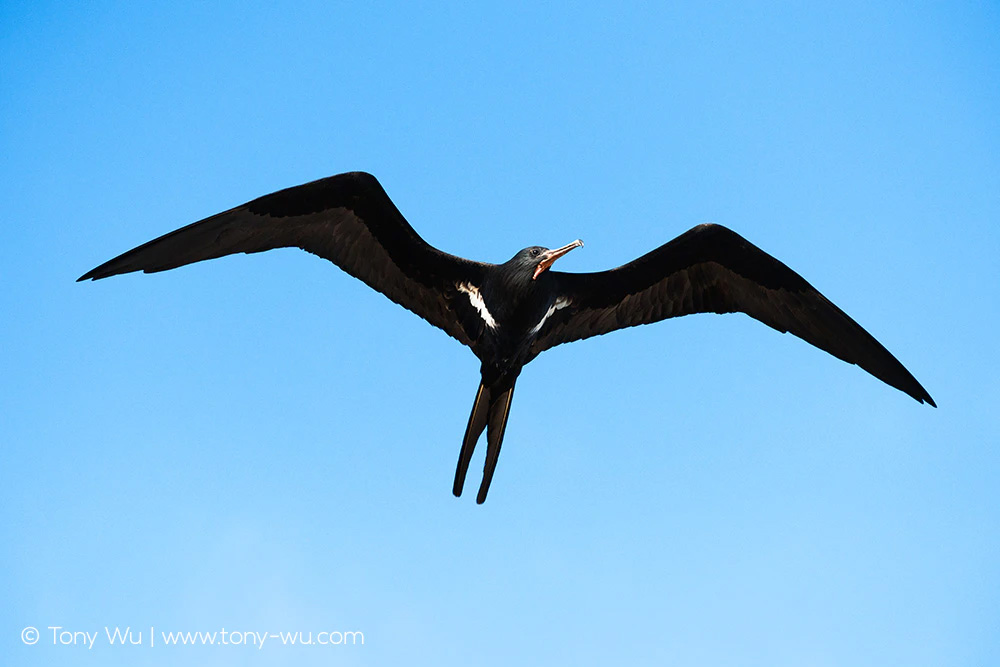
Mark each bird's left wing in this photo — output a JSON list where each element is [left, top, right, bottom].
[[532, 224, 935, 406], [79, 172, 488, 347]]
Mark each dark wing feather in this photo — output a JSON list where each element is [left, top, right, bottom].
[[534, 224, 935, 406], [79, 171, 487, 347]]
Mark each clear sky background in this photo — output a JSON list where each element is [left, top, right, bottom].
[[2, 2, 998, 665]]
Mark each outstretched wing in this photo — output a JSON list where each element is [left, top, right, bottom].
[[534, 224, 935, 406], [79, 171, 489, 347]]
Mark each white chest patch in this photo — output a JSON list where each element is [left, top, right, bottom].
[[530, 296, 571, 335], [457, 282, 499, 330]]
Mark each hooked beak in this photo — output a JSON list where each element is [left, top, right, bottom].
[[532, 239, 584, 280]]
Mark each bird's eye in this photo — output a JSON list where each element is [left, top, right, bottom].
[[531, 249, 540, 257]]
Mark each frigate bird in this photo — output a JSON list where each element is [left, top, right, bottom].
[[79, 171, 935, 503]]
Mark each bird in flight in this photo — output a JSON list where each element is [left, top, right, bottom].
[[80, 171, 935, 503]]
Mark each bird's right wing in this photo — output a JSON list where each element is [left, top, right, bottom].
[[533, 224, 935, 406], [79, 172, 489, 348]]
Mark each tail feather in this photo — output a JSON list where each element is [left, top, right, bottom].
[[453, 382, 490, 497], [476, 379, 517, 504]]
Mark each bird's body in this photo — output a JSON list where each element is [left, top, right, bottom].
[[80, 171, 935, 503], [450, 244, 583, 501]]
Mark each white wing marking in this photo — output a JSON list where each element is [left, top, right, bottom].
[[530, 296, 571, 335], [457, 282, 499, 330]]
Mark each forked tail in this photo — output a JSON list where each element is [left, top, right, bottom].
[[452, 376, 518, 503]]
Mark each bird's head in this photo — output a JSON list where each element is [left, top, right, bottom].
[[505, 240, 584, 281]]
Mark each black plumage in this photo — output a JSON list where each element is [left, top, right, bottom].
[[79, 171, 935, 503]]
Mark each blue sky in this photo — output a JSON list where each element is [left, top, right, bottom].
[[2, 2, 998, 665]]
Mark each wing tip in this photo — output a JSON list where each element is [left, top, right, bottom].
[[902, 380, 935, 408], [79, 259, 158, 282], [76, 266, 118, 282], [77, 267, 107, 282], [904, 374, 935, 408]]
